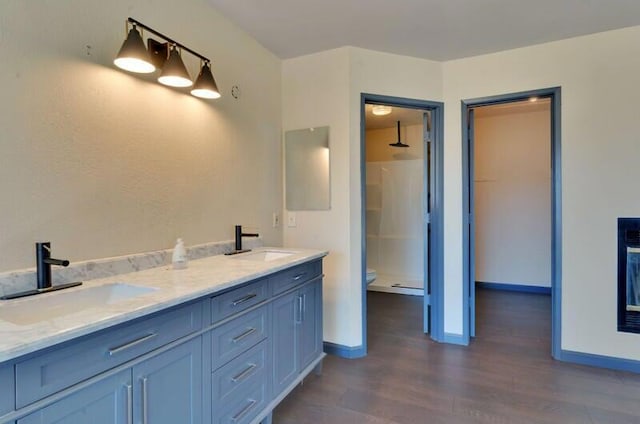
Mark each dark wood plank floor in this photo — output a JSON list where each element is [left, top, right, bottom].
[[272, 288, 640, 423]]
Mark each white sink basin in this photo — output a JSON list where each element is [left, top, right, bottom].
[[0, 283, 157, 326], [231, 250, 296, 262]]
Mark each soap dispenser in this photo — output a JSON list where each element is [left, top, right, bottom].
[[172, 238, 188, 270]]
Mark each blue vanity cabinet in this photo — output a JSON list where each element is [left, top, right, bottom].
[[210, 301, 269, 371], [132, 337, 202, 424], [299, 280, 323, 371], [272, 274, 324, 396], [17, 338, 202, 424], [271, 290, 299, 395], [211, 340, 270, 424], [17, 370, 131, 424], [0, 364, 14, 417], [4, 256, 324, 424], [15, 301, 202, 408]]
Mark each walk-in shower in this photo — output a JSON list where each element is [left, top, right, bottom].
[[365, 109, 427, 296]]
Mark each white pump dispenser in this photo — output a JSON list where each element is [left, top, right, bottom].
[[172, 238, 188, 270]]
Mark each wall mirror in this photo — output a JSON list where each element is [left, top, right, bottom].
[[285, 126, 331, 210]]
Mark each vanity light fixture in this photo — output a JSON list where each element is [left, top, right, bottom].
[[114, 17, 220, 99], [113, 24, 155, 73], [372, 105, 392, 116], [158, 45, 192, 87], [191, 62, 221, 99]]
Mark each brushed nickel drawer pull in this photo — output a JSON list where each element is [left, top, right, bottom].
[[108, 333, 157, 356], [142, 377, 149, 424], [125, 384, 133, 424], [231, 399, 257, 422], [231, 363, 257, 383], [232, 293, 257, 306], [292, 273, 306, 281], [302, 293, 307, 321], [295, 295, 303, 324], [232, 327, 257, 343]]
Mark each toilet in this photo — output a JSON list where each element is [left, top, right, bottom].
[[366, 268, 377, 285]]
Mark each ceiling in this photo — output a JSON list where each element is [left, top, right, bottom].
[[207, 0, 640, 61], [365, 105, 425, 130]]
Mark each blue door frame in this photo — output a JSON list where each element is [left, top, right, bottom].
[[360, 93, 445, 356], [461, 87, 562, 357]]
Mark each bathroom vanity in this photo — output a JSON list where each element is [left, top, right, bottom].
[[0, 248, 326, 424]]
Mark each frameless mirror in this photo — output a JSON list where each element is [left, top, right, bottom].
[[285, 126, 330, 210]]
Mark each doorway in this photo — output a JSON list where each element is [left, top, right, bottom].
[[365, 107, 428, 297], [360, 93, 444, 355], [462, 87, 561, 357]]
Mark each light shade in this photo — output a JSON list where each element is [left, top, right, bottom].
[[190, 63, 221, 99], [158, 46, 192, 87], [114, 26, 156, 74], [372, 105, 392, 116]]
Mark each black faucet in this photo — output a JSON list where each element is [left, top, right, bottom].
[[36, 242, 70, 289], [0, 242, 82, 300], [225, 225, 259, 255]]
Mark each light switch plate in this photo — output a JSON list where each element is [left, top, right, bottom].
[[287, 212, 297, 227], [272, 212, 280, 228]]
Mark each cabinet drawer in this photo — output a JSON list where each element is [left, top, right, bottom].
[[214, 383, 267, 424], [212, 341, 269, 424], [211, 279, 268, 323], [0, 364, 14, 416], [270, 260, 321, 295], [211, 306, 268, 370], [16, 301, 202, 408], [212, 340, 268, 402]]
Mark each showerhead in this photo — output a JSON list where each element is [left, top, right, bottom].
[[389, 121, 409, 148]]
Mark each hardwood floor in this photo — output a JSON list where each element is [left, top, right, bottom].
[[272, 288, 640, 423]]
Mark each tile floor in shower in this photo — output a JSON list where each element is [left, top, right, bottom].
[[367, 273, 423, 296]]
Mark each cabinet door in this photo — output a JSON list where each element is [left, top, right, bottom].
[[271, 291, 298, 394], [299, 281, 323, 370], [0, 364, 14, 416], [133, 338, 202, 424], [18, 370, 130, 424]]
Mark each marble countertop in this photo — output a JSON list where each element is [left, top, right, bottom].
[[0, 247, 327, 363]]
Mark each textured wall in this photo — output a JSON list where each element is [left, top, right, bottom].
[[474, 103, 551, 287], [282, 48, 352, 346], [444, 26, 640, 358], [0, 0, 282, 272], [283, 47, 443, 347]]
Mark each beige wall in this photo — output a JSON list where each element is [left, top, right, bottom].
[[0, 0, 282, 272], [283, 46, 443, 347], [10, 0, 637, 361], [444, 26, 640, 358], [282, 48, 352, 345], [283, 27, 640, 361], [474, 103, 551, 287]]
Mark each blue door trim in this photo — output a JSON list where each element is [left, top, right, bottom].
[[359, 93, 445, 357], [461, 87, 562, 357]]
